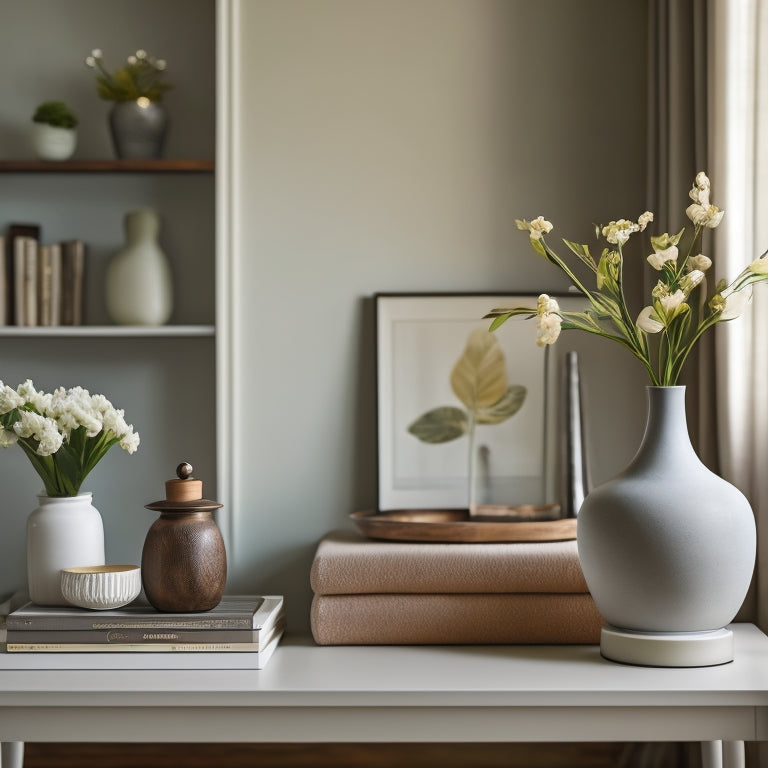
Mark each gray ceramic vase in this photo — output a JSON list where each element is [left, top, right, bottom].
[[109, 99, 168, 159], [577, 386, 755, 633]]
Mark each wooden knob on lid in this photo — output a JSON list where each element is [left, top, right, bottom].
[[165, 461, 203, 503]]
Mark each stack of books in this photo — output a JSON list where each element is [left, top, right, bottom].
[[310, 529, 603, 645], [1, 225, 86, 327], [2, 594, 285, 669]]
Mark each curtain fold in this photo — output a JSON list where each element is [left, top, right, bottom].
[[709, 0, 767, 631], [646, 0, 711, 459]]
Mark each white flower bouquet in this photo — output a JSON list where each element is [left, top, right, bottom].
[[486, 172, 768, 385], [85, 49, 172, 103], [0, 380, 139, 497]]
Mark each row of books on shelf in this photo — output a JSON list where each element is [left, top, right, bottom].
[[1, 594, 285, 670], [1, 224, 86, 327]]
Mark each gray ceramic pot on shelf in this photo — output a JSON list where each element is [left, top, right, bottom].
[[109, 99, 168, 159]]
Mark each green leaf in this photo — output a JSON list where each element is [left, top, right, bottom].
[[476, 385, 527, 424], [450, 327, 508, 410], [563, 239, 597, 272], [530, 236, 547, 258], [488, 312, 512, 331], [407, 407, 468, 444]]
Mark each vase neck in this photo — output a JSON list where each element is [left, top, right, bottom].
[[124, 208, 159, 243], [632, 386, 698, 469]]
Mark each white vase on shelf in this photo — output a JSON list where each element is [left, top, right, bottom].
[[26, 493, 105, 606], [105, 207, 173, 325]]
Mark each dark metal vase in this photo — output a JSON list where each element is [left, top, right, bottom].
[[109, 99, 168, 159], [142, 464, 227, 612]]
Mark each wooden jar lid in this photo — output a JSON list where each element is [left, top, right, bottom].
[[145, 462, 223, 512], [166, 477, 204, 503]]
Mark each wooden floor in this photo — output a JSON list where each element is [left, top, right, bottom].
[[22, 742, 700, 767]]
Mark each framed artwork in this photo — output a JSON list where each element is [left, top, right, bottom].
[[375, 293, 584, 512]]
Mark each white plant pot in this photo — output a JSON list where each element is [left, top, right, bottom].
[[26, 493, 105, 606], [32, 124, 77, 161]]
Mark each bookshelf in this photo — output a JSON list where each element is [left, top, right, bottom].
[[0, 325, 215, 338], [0, 0, 218, 595], [0, 159, 214, 173]]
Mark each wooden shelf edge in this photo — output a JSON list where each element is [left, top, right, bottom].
[[0, 325, 215, 338], [0, 159, 214, 173]]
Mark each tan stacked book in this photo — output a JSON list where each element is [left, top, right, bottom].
[[310, 529, 603, 645], [3, 225, 85, 327], [2, 595, 285, 669]]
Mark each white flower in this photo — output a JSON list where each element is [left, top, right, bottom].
[[536, 313, 562, 347], [637, 306, 664, 333], [689, 171, 711, 206], [687, 253, 712, 272], [103, 407, 130, 438], [119, 428, 140, 454], [537, 294, 560, 314], [715, 287, 752, 320], [0, 383, 24, 415], [535, 294, 562, 347], [647, 245, 678, 271], [37, 423, 64, 456], [680, 269, 705, 294], [602, 219, 639, 246], [659, 289, 686, 313], [13, 411, 63, 456], [685, 172, 724, 227], [637, 211, 654, 231], [651, 280, 671, 299], [686, 202, 724, 228], [0, 428, 18, 448], [17, 379, 52, 413], [748, 256, 768, 275], [521, 215, 554, 240], [90, 394, 112, 414]]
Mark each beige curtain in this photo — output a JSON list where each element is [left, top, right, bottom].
[[709, 0, 768, 632], [646, 0, 712, 460]]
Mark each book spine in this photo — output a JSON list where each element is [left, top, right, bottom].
[[6, 617, 256, 630], [13, 236, 26, 326], [6, 628, 270, 645], [5, 224, 41, 325], [60, 239, 85, 326], [38, 245, 53, 326], [23, 237, 38, 326], [0, 635, 282, 670], [7, 642, 268, 653], [49, 242, 62, 326]]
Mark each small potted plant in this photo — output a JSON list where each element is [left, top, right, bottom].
[[85, 48, 173, 159], [31, 101, 78, 161]]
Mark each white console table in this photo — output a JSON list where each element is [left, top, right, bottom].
[[2, 624, 768, 768]]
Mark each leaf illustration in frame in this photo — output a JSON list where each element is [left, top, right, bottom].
[[449, 327, 508, 411], [476, 384, 527, 425], [407, 406, 468, 444]]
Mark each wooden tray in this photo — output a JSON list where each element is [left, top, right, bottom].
[[351, 510, 577, 543]]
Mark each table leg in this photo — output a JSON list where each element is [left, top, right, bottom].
[[722, 741, 745, 768], [0, 741, 24, 768], [702, 741, 723, 768]]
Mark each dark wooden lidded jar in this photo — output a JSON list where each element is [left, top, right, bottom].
[[142, 462, 227, 612]]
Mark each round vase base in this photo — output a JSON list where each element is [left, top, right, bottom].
[[600, 626, 734, 667]]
